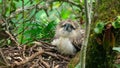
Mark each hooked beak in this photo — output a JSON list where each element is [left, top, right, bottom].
[[63, 23, 73, 32]]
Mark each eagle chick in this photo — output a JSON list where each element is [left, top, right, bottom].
[[51, 20, 84, 55]]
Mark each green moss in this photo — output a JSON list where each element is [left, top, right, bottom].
[[86, 33, 116, 68]]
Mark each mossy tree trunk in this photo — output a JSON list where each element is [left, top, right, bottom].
[[86, 0, 120, 68]]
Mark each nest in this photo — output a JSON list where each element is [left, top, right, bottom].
[[0, 41, 74, 68]]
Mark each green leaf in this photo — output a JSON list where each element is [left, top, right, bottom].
[[112, 21, 120, 28], [112, 16, 120, 28], [42, 20, 56, 38], [114, 64, 120, 68], [113, 47, 120, 52], [0, 0, 2, 3], [117, 16, 120, 20], [14, 0, 19, 2], [61, 9, 71, 19], [44, 21, 56, 32], [94, 22, 105, 34], [53, 2, 61, 9], [35, 0, 40, 3], [75, 62, 81, 68]]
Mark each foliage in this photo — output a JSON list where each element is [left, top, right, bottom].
[[113, 47, 120, 52], [114, 64, 120, 68], [86, 0, 120, 68], [94, 15, 120, 35], [112, 16, 120, 28], [0, 0, 83, 44], [94, 22, 105, 34]]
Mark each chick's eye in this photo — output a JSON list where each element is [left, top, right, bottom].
[[70, 25, 75, 30]]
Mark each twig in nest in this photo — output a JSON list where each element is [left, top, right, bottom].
[[29, 44, 37, 56], [52, 61, 55, 68], [45, 51, 70, 61], [44, 52, 70, 61], [14, 49, 44, 66], [39, 41, 55, 46], [44, 52, 60, 60], [33, 41, 57, 51], [39, 56, 50, 68], [0, 48, 10, 66], [57, 54, 70, 61], [52, 61, 60, 68], [54, 65, 59, 68], [22, 45, 26, 58], [30, 58, 40, 68]]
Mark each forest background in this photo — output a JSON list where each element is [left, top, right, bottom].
[[0, 0, 120, 68]]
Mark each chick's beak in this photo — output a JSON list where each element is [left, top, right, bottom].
[[63, 23, 73, 32]]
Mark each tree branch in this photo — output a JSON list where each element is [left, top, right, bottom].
[[80, 0, 92, 68], [8, 2, 42, 19]]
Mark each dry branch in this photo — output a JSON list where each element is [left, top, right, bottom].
[[5, 31, 19, 46], [39, 56, 50, 68], [14, 49, 44, 66]]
